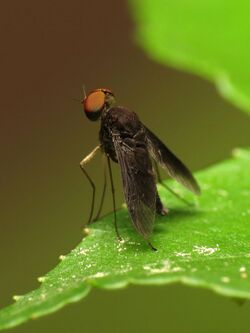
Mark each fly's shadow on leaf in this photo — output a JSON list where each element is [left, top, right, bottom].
[[166, 207, 202, 220], [91, 196, 201, 239], [153, 206, 202, 234]]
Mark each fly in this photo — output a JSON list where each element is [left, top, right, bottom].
[[80, 88, 201, 251]]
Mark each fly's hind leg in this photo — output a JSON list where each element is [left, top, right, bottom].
[[156, 191, 169, 216], [153, 160, 169, 215], [153, 160, 192, 207], [148, 241, 157, 252]]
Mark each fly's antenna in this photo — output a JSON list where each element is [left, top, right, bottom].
[[82, 84, 87, 99], [71, 97, 82, 103]]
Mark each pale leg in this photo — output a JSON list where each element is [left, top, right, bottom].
[[80, 145, 101, 225]]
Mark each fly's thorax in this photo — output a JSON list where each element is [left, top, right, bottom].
[[101, 106, 140, 128], [100, 106, 144, 142], [99, 106, 146, 163], [99, 109, 118, 163]]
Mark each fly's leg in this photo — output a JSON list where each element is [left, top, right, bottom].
[[107, 156, 122, 241], [153, 160, 169, 215], [80, 145, 100, 225], [156, 192, 169, 216], [153, 160, 193, 207], [93, 155, 107, 221], [148, 241, 157, 252]]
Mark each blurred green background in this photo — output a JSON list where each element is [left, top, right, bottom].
[[0, 1, 250, 332]]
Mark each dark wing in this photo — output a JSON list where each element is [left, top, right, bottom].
[[145, 126, 201, 195], [112, 131, 156, 239]]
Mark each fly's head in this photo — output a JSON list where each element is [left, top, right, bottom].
[[82, 88, 116, 121]]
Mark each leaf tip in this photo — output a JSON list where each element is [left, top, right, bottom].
[[82, 227, 91, 237], [232, 147, 250, 160], [12, 295, 23, 302], [37, 276, 47, 283]]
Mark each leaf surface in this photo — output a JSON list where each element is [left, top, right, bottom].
[[0, 148, 250, 330]]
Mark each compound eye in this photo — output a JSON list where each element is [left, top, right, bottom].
[[83, 90, 105, 121]]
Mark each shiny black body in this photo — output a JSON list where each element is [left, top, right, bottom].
[[99, 106, 200, 239], [100, 106, 145, 163]]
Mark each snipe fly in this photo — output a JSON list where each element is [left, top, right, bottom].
[[80, 88, 200, 250]]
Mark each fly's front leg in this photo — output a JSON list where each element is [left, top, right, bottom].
[[92, 154, 107, 222], [80, 145, 101, 225]]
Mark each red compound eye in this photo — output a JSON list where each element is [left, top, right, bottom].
[[83, 90, 105, 121]]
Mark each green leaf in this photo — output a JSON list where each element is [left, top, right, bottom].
[[129, 0, 250, 115], [0, 148, 250, 330]]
